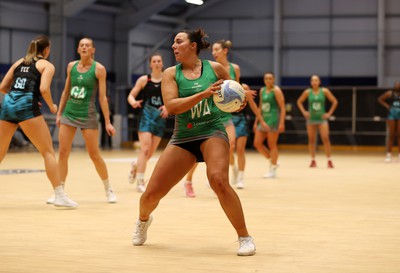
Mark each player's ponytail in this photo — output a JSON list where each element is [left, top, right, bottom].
[[215, 39, 232, 50], [214, 39, 233, 54], [24, 35, 50, 65], [184, 28, 210, 55]]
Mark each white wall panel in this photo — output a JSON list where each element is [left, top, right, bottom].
[[386, 0, 400, 15], [232, 19, 273, 47], [0, 2, 47, 31], [0, 30, 11, 63], [332, 0, 377, 15], [233, 49, 273, 77], [282, 50, 330, 76], [66, 37, 77, 64], [11, 31, 39, 63], [66, 11, 114, 40], [331, 50, 376, 76], [190, 0, 273, 18], [114, 42, 128, 84], [332, 18, 377, 46], [130, 24, 172, 46], [283, 19, 330, 46], [283, 0, 330, 16], [385, 50, 400, 76], [93, 41, 113, 70], [187, 19, 230, 42], [385, 18, 400, 46]]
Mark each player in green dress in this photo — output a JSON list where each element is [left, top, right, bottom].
[[297, 75, 338, 168], [132, 29, 256, 256], [253, 72, 286, 178], [47, 37, 117, 204]]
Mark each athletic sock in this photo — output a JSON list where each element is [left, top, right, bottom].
[[137, 173, 145, 184], [54, 185, 64, 196], [102, 178, 110, 189], [238, 171, 244, 180]]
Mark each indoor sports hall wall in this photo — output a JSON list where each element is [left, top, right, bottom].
[[0, 0, 399, 148]]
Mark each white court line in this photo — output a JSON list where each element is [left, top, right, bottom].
[[104, 157, 159, 163]]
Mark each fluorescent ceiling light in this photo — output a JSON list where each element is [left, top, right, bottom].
[[185, 0, 204, 5]]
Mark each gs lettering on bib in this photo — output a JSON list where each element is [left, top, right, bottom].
[[70, 86, 87, 99]]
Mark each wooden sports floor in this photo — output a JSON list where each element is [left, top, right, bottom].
[[1, 148, 399, 273]]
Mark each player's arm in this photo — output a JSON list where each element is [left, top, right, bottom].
[[38, 60, 57, 114], [232, 63, 240, 82], [96, 63, 115, 136], [323, 88, 338, 119], [378, 91, 391, 110], [162, 65, 223, 115], [56, 61, 75, 126], [0, 59, 23, 94], [297, 90, 310, 119], [127, 75, 147, 108], [212, 61, 249, 112], [243, 84, 267, 129], [275, 86, 286, 133]]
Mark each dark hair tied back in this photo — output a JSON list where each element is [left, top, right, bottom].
[[184, 28, 210, 55]]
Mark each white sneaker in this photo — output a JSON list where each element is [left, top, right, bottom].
[[106, 188, 117, 203], [385, 155, 392, 163], [263, 169, 276, 179], [54, 194, 78, 208], [136, 180, 146, 193], [231, 165, 238, 185], [132, 215, 153, 246], [237, 236, 256, 256], [236, 180, 244, 189], [129, 161, 137, 184], [46, 195, 55, 204]]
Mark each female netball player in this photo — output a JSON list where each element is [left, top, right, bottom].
[[181, 40, 265, 194], [378, 81, 400, 162], [253, 72, 286, 178], [181, 39, 238, 196], [0, 35, 77, 208], [297, 74, 338, 168], [127, 54, 168, 192], [132, 29, 256, 256], [47, 37, 117, 204]]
